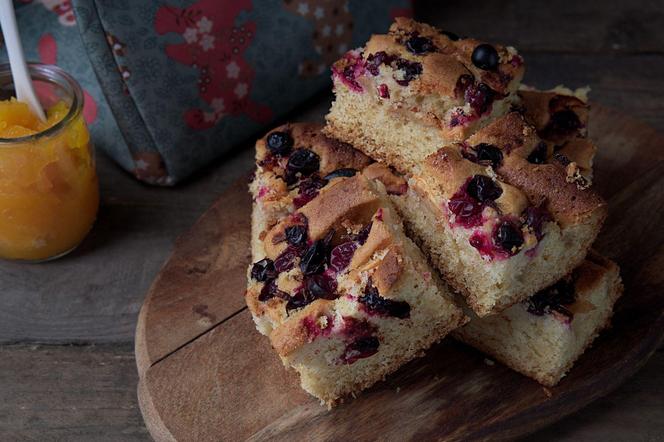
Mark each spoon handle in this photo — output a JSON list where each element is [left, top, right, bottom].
[[0, 0, 46, 122]]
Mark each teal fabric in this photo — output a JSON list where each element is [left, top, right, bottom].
[[1, 0, 411, 184]]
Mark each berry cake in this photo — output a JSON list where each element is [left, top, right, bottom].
[[454, 252, 623, 386], [518, 86, 596, 188], [391, 112, 607, 316], [324, 17, 525, 174], [247, 123, 466, 405]]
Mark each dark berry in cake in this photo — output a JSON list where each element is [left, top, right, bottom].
[[293, 176, 327, 208], [304, 273, 338, 300], [523, 205, 552, 240], [441, 30, 460, 41], [526, 278, 576, 319], [287, 149, 320, 177], [354, 222, 373, 245], [266, 131, 293, 156], [474, 143, 503, 168], [378, 83, 390, 99], [405, 35, 436, 55], [323, 168, 358, 181], [329, 241, 358, 273], [471, 44, 499, 70], [465, 82, 495, 115], [455, 74, 474, 99], [527, 141, 548, 164], [259, 279, 289, 302], [359, 285, 411, 319], [394, 59, 423, 86], [286, 289, 314, 313], [494, 220, 524, 253], [274, 246, 299, 273], [548, 110, 582, 136], [300, 239, 329, 275], [366, 51, 395, 76], [449, 192, 484, 228], [285, 225, 308, 248], [251, 258, 277, 282], [467, 175, 503, 202], [341, 336, 380, 364]]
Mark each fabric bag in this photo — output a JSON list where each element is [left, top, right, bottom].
[[1, 0, 411, 184]]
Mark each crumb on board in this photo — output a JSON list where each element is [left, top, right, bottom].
[[484, 358, 495, 366]]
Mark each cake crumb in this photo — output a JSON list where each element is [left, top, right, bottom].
[[484, 358, 495, 366], [542, 387, 552, 398], [395, 387, 401, 394]]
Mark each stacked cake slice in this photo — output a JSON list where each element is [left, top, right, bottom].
[[454, 252, 623, 386], [244, 18, 622, 405], [247, 124, 465, 405], [325, 17, 607, 317]]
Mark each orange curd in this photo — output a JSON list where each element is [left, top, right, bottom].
[[0, 98, 99, 261]]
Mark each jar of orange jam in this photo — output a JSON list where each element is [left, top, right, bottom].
[[0, 64, 98, 261]]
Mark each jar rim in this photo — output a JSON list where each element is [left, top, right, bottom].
[[0, 63, 83, 145]]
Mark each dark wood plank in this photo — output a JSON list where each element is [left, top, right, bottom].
[[523, 348, 664, 441], [1, 344, 660, 442], [135, 179, 252, 375], [0, 344, 148, 442]]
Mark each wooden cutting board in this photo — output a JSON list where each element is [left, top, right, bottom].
[[135, 105, 664, 441]]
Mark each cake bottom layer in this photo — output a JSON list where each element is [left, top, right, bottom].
[[453, 253, 622, 386]]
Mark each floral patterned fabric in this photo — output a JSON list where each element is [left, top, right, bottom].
[[1, 0, 411, 185]]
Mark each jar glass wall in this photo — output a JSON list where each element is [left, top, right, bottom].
[[0, 63, 99, 261]]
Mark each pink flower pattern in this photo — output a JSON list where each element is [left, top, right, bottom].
[[155, 0, 272, 130]]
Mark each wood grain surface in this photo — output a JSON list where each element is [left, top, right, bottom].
[[2, 1, 664, 440], [135, 105, 664, 441]]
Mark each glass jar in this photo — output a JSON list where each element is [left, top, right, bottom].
[[0, 63, 99, 261]]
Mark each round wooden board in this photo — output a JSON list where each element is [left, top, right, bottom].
[[135, 106, 664, 442]]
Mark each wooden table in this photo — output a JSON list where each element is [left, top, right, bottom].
[[2, 1, 663, 440]]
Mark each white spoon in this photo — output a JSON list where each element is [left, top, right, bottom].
[[0, 0, 46, 122]]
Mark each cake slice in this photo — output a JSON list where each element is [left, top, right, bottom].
[[247, 123, 466, 405], [453, 252, 623, 386], [325, 17, 525, 175], [392, 112, 607, 316]]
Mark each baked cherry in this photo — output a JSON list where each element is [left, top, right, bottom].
[[300, 239, 328, 275], [471, 44, 499, 70], [549, 110, 582, 134], [467, 175, 503, 202], [259, 279, 288, 302], [274, 246, 299, 273], [394, 59, 423, 86], [405, 35, 436, 55], [293, 176, 327, 208], [359, 285, 411, 319], [285, 225, 308, 248], [251, 258, 277, 282], [304, 273, 338, 300], [287, 149, 320, 177], [526, 279, 576, 319], [527, 142, 548, 164], [494, 220, 524, 253], [341, 336, 380, 364], [475, 143, 503, 168], [329, 241, 358, 273], [465, 82, 495, 115], [323, 168, 357, 180], [266, 131, 293, 155], [354, 222, 373, 245], [523, 205, 552, 240]]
